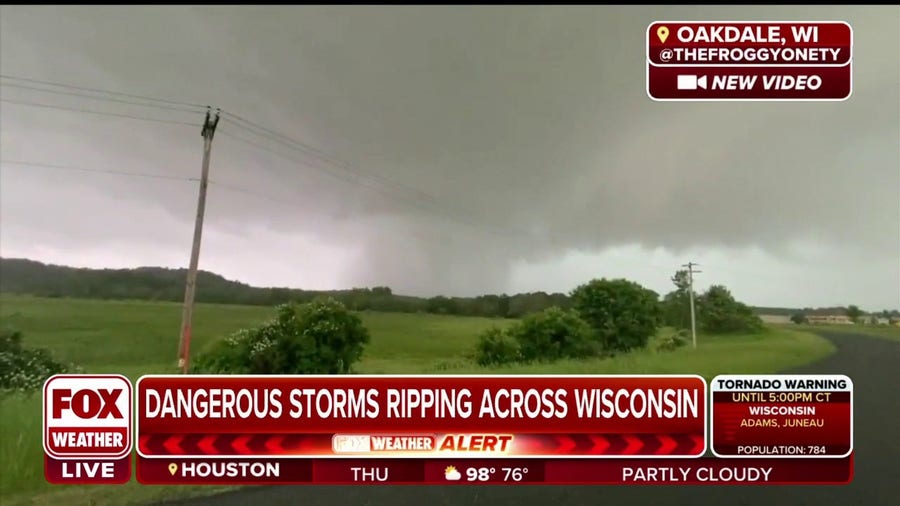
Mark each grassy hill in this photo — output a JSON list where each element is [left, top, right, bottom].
[[0, 257, 567, 318]]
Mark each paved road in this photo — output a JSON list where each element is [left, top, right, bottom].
[[156, 331, 898, 506]]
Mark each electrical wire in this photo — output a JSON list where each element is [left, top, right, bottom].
[[0, 81, 206, 114], [0, 74, 208, 110], [0, 98, 200, 126], [0, 75, 673, 274], [0, 160, 198, 181]]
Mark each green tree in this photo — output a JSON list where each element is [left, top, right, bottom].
[[570, 278, 660, 352], [497, 294, 511, 318], [672, 269, 690, 292], [846, 305, 863, 323], [697, 285, 763, 333], [790, 312, 808, 324], [661, 269, 693, 329], [427, 296, 459, 315]]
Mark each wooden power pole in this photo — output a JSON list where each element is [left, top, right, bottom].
[[178, 107, 220, 374], [682, 262, 701, 349]]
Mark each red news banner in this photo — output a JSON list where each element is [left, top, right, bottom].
[[136, 375, 707, 460], [647, 21, 852, 100], [712, 374, 853, 458]]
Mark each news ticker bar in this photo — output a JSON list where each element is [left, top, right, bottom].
[[138, 432, 705, 458], [43, 373, 855, 484], [646, 21, 852, 100], [45, 455, 853, 485]]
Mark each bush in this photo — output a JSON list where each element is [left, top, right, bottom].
[[570, 278, 661, 352], [653, 330, 689, 352], [474, 327, 520, 366], [193, 298, 370, 374], [0, 327, 74, 394], [511, 307, 599, 362]]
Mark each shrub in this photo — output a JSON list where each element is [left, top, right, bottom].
[[0, 327, 74, 394], [431, 358, 469, 372], [653, 330, 689, 352], [511, 307, 599, 362], [193, 297, 370, 374], [570, 278, 661, 352], [474, 327, 520, 366]]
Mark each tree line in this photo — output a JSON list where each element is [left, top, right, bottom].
[[2, 258, 892, 320]]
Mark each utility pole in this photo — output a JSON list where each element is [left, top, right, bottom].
[[682, 262, 702, 349], [178, 107, 220, 374]]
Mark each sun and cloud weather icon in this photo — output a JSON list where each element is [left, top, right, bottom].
[[444, 466, 462, 481]]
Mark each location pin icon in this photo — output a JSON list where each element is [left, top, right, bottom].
[[168, 463, 178, 476], [657, 26, 669, 43]]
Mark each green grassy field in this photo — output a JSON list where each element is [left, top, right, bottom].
[[0, 294, 836, 505]]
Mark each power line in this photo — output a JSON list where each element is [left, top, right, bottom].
[[0, 75, 595, 245], [0, 160, 198, 181], [0, 158, 309, 208], [0, 74, 547, 242], [3, 75, 454, 217], [217, 121, 565, 243], [0, 75, 671, 275], [0, 157, 356, 218], [0, 98, 200, 126], [216, 126, 527, 241], [221, 113, 405, 187], [216, 127, 444, 210], [3, 74, 505, 222], [220, 115, 440, 205], [217, 126, 423, 198], [0, 81, 206, 114], [219, 115, 618, 248], [219, 121, 462, 226], [217, 126, 673, 274], [207, 180, 314, 210], [217, 127, 481, 225], [0, 74, 208, 110]]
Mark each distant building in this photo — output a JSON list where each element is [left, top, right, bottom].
[[806, 315, 854, 325], [759, 314, 791, 324], [863, 316, 890, 326]]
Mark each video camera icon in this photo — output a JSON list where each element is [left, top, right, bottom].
[[677, 75, 707, 90]]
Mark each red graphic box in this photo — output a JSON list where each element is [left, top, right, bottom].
[[711, 374, 852, 458]]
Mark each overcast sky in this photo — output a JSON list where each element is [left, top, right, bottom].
[[1, 6, 898, 310]]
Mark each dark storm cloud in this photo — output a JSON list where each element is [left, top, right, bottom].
[[1, 5, 897, 303]]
